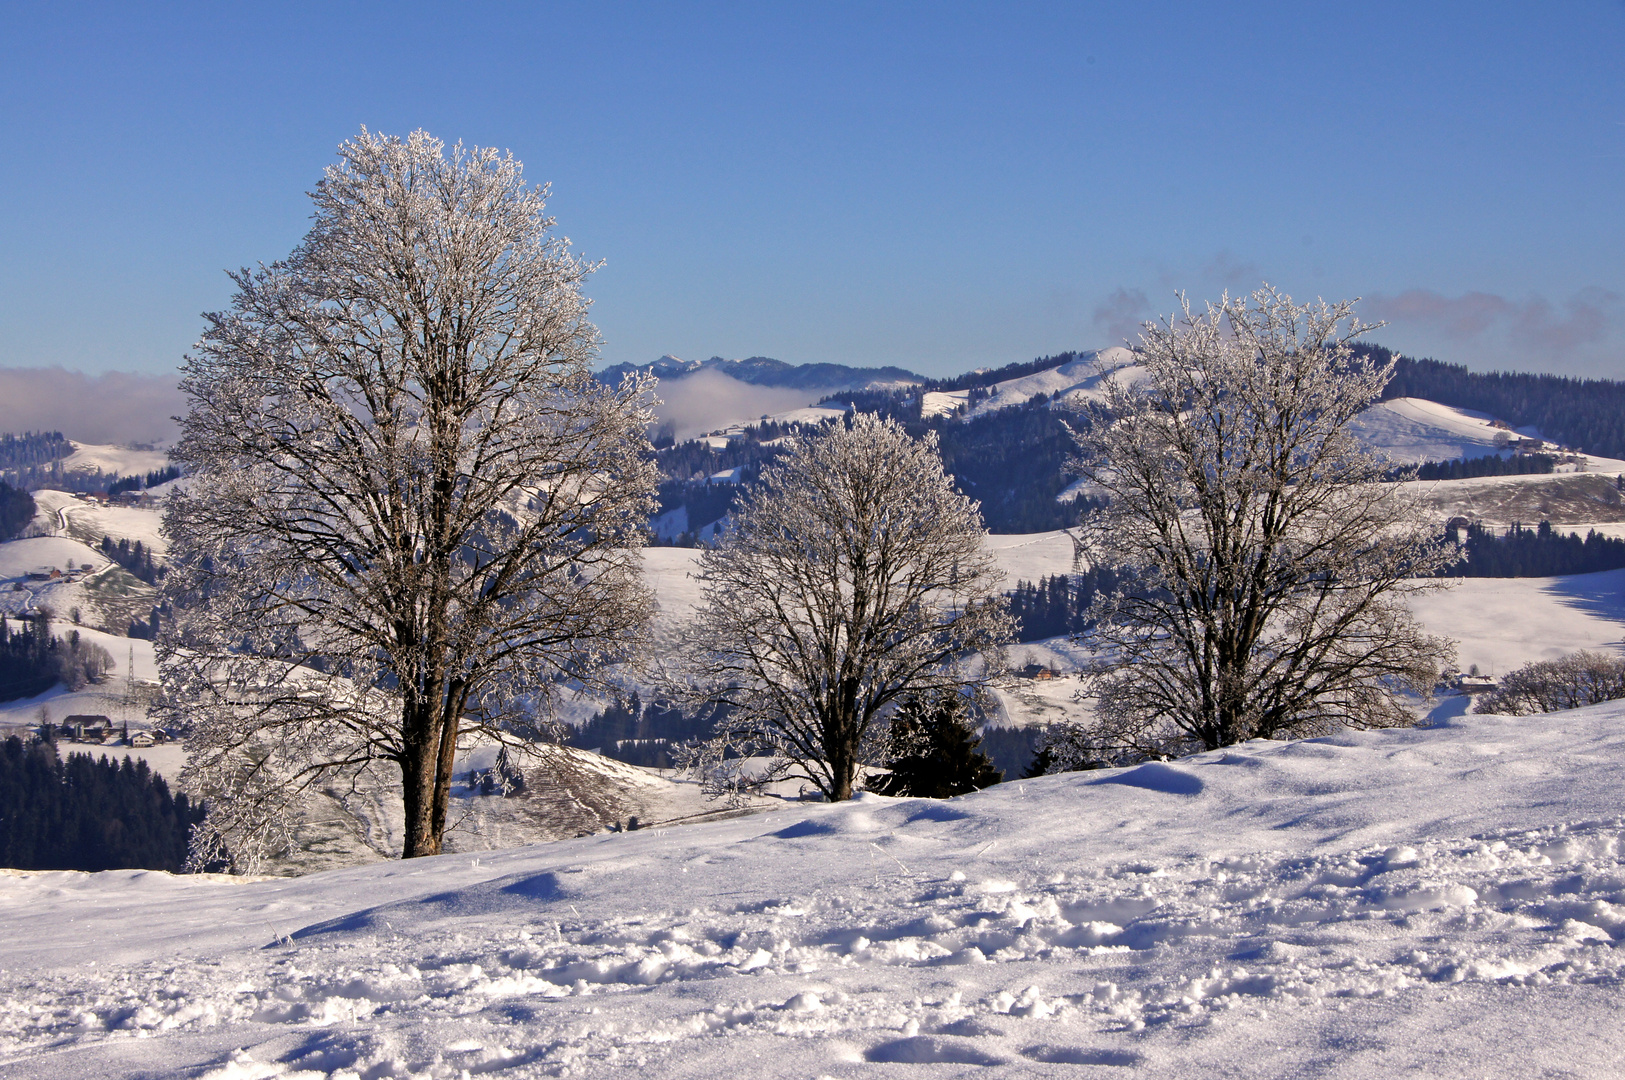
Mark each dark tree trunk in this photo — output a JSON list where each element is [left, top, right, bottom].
[[400, 695, 450, 858]]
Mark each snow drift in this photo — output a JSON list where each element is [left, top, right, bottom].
[[2, 702, 1624, 1078]]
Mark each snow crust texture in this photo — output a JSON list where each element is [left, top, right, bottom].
[[4, 706, 1625, 1077]]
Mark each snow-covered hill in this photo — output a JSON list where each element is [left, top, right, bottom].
[[921, 347, 1139, 419], [59, 441, 170, 478], [34, 489, 168, 553], [1350, 397, 1516, 464], [0, 492, 163, 632], [3, 701, 1624, 1078], [649, 534, 1625, 676]]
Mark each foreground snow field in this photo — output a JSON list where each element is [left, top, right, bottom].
[[3, 703, 1624, 1079]]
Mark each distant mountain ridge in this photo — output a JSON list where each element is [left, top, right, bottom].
[[597, 354, 924, 391]]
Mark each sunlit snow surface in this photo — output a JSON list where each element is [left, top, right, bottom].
[[4, 704, 1625, 1078], [59, 441, 172, 479]]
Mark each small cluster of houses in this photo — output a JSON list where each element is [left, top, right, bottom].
[[24, 564, 91, 583], [1440, 670, 1498, 694], [47, 714, 169, 748], [76, 490, 158, 508]]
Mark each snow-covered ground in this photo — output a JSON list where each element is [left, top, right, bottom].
[[0, 534, 106, 579], [771, 404, 849, 426], [29, 489, 167, 550], [59, 441, 170, 478], [1407, 569, 1625, 676], [1350, 398, 1516, 464], [643, 534, 1625, 724], [972, 348, 1137, 416], [5, 451, 1625, 1075], [640, 533, 1076, 636], [3, 702, 1624, 1078], [922, 348, 1140, 420]]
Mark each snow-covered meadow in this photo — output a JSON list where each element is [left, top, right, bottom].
[[2, 702, 1624, 1078], [5, 390, 1625, 1077]]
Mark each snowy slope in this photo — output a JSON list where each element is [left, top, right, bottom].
[[647, 532, 1625, 680], [1349, 398, 1513, 464], [971, 347, 1137, 416], [922, 348, 1140, 421], [0, 535, 105, 579], [1400, 471, 1625, 527], [3, 704, 1625, 1077], [770, 404, 849, 426], [29, 489, 167, 551], [1406, 568, 1625, 676], [60, 441, 170, 477], [631, 534, 1625, 737], [1352, 397, 1625, 474]]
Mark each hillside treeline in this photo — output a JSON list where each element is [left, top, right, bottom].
[[920, 351, 1082, 394], [0, 736, 204, 872], [815, 393, 1098, 531], [1406, 454, 1557, 482], [651, 397, 1095, 536], [568, 693, 725, 768], [0, 431, 73, 471], [100, 535, 162, 584], [1445, 521, 1625, 578], [0, 615, 114, 701], [925, 397, 1097, 532], [1372, 347, 1625, 459], [1005, 567, 1123, 642], [107, 465, 180, 496], [646, 346, 1625, 541]]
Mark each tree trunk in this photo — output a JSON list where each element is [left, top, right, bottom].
[[428, 697, 461, 850], [400, 698, 447, 858], [827, 683, 860, 801], [830, 749, 855, 801]]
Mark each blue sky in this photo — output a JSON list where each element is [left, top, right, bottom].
[[1, 1, 1622, 382]]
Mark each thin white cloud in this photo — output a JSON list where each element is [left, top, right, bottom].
[[0, 367, 184, 445], [1365, 288, 1619, 356], [652, 368, 832, 442]]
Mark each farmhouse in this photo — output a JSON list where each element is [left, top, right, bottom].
[[62, 714, 113, 741]]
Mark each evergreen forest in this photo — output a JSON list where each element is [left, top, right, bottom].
[[100, 535, 163, 584], [1404, 454, 1557, 482], [0, 735, 204, 872], [568, 694, 728, 768], [1444, 521, 1625, 578], [0, 431, 73, 474], [0, 615, 114, 701], [0, 480, 35, 539], [107, 465, 181, 496]]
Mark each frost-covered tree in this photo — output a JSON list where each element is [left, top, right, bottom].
[[1055, 287, 1454, 764], [679, 414, 1013, 801], [1474, 651, 1625, 715], [160, 129, 658, 867]]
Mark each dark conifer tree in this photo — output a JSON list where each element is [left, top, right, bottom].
[[869, 693, 1003, 798], [1021, 745, 1057, 779]]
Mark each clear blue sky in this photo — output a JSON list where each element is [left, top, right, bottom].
[[2, 1, 1622, 380]]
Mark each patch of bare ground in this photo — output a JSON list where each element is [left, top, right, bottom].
[[1404, 472, 1625, 527]]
